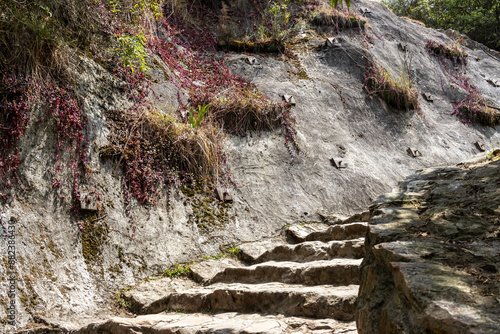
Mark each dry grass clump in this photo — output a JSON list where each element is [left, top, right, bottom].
[[426, 40, 468, 66], [453, 93, 500, 126], [101, 108, 228, 206], [365, 63, 419, 111], [402, 16, 426, 27], [310, 5, 366, 30]]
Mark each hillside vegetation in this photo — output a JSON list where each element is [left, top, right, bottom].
[[384, 0, 500, 51]]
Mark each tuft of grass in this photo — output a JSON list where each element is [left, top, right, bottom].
[[310, 4, 366, 30], [426, 40, 468, 67], [364, 62, 419, 111], [402, 16, 425, 27], [101, 108, 227, 207], [162, 263, 192, 278], [452, 93, 500, 126], [228, 246, 241, 258]]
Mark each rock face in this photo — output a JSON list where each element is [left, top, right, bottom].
[[1, 0, 500, 329], [75, 219, 365, 333], [357, 155, 500, 334]]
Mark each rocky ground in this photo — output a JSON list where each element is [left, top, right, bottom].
[[357, 152, 500, 333]]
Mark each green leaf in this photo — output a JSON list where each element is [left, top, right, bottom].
[[331, 0, 350, 9], [196, 104, 209, 127], [188, 108, 194, 127]]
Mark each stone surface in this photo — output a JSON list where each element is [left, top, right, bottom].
[[135, 282, 359, 321], [240, 239, 365, 264], [76, 312, 357, 334], [93, 217, 365, 332], [1, 0, 500, 330], [191, 257, 243, 285], [357, 157, 500, 334], [288, 223, 368, 243], [208, 259, 362, 285], [238, 238, 287, 264]]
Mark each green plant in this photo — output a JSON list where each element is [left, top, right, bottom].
[[162, 263, 192, 277], [228, 246, 241, 257], [384, 0, 500, 51], [114, 290, 131, 309], [269, 1, 292, 41], [189, 104, 210, 128], [115, 34, 148, 73], [331, 0, 351, 9]]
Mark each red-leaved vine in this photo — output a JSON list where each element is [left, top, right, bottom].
[[426, 40, 498, 125]]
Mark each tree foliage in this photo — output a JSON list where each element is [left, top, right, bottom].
[[384, 0, 500, 51]]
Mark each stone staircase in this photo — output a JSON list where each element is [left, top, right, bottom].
[[77, 221, 368, 333]]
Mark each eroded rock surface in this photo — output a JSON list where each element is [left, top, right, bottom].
[[357, 156, 500, 334]]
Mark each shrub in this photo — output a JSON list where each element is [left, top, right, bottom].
[[364, 62, 419, 111]]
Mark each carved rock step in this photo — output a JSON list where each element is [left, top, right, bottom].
[[191, 257, 245, 284], [205, 259, 362, 286], [131, 282, 359, 321], [285, 223, 330, 241], [239, 238, 365, 264], [76, 312, 358, 334], [287, 223, 368, 243]]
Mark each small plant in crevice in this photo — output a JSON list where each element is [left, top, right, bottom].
[[364, 61, 419, 111], [450, 79, 499, 126], [162, 263, 192, 278], [114, 289, 132, 310], [227, 246, 241, 258], [189, 104, 210, 128], [425, 40, 468, 68]]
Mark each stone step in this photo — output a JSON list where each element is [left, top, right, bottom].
[[285, 223, 331, 241], [240, 238, 365, 264], [76, 312, 358, 334], [238, 238, 287, 264], [207, 259, 362, 286], [287, 222, 368, 243], [130, 282, 359, 321], [191, 257, 244, 284]]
